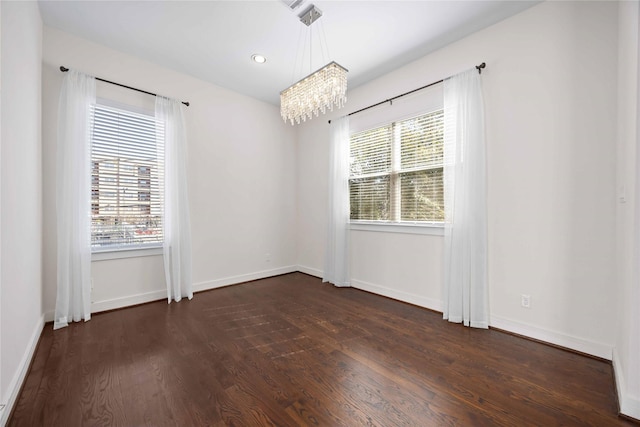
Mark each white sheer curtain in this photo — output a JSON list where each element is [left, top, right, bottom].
[[156, 96, 193, 302], [442, 68, 488, 328], [323, 116, 351, 287], [54, 70, 95, 330]]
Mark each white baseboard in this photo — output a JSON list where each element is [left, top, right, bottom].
[[0, 314, 44, 427], [348, 277, 612, 361], [621, 389, 640, 420], [350, 278, 443, 313], [613, 348, 640, 421], [44, 266, 300, 322], [296, 265, 323, 278], [91, 289, 168, 314], [45, 291, 168, 323], [192, 265, 298, 293], [613, 349, 627, 415], [489, 315, 613, 360]]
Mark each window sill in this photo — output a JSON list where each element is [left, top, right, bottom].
[[92, 246, 163, 261], [350, 221, 444, 236]]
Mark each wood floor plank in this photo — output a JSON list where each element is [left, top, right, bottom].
[[8, 272, 636, 426]]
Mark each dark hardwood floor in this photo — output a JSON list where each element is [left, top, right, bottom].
[[9, 272, 634, 426]]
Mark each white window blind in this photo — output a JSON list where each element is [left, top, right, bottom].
[[349, 125, 392, 220], [90, 103, 164, 250], [349, 109, 444, 223], [399, 110, 444, 221]]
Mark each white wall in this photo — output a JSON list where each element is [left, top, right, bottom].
[[0, 0, 3, 414], [297, 1, 618, 359], [0, 0, 3, 413], [615, 0, 640, 419], [0, 1, 43, 423], [42, 27, 298, 317]]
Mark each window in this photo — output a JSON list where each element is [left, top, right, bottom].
[[90, 103, 164, 250], [349, 109, 444, 223]]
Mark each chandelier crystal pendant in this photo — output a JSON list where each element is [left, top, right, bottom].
[[280, 4, 348, 125]]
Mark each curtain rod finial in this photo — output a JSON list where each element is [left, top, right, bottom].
[[60, 66, 69, 72], [476, 62, 486, 74]]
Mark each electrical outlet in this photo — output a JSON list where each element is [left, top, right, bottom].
[[521, 294, 531, 308], [265, 253, 271, 263]]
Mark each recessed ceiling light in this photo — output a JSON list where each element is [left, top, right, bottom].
[[251, 54, 267, 64]]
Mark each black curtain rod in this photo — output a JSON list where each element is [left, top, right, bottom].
[[329, 62, 485, 124], [59, 66, 190, 107]]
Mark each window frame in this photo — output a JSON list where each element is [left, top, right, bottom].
[[349, 109, 445, 230], [350, 221, 444, 235], [90, 99, 165, 255], [92, 246, 163, 261]]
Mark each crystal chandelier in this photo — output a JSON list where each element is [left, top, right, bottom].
[[280, 4, 348, 125], [280, 61, 348, 125]]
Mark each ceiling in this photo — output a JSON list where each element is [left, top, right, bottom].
[[38, 0, 539, 105]]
